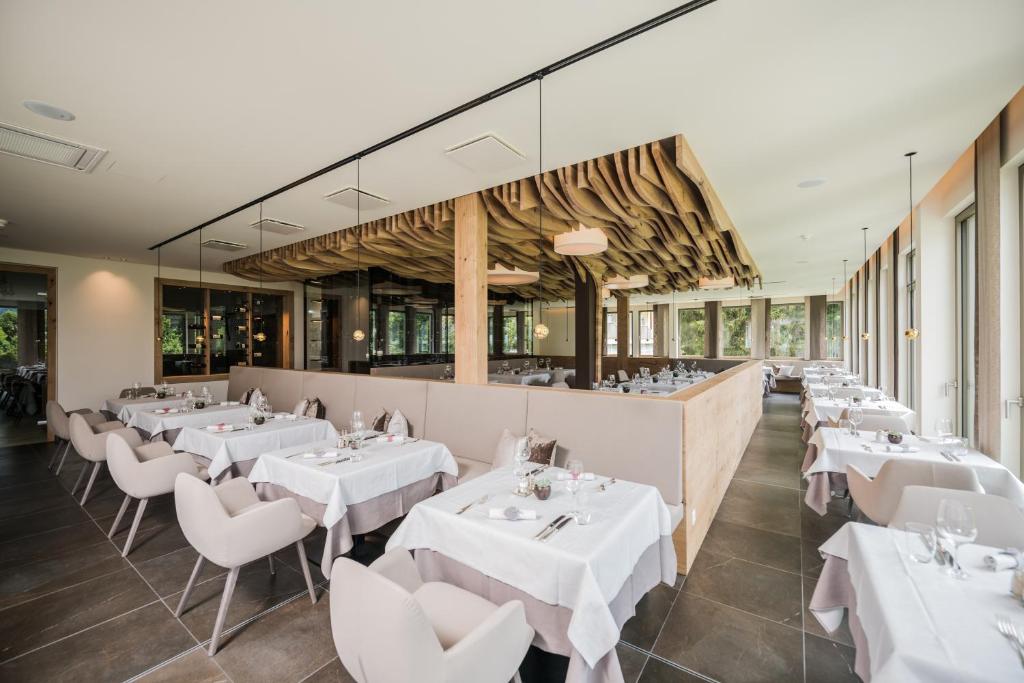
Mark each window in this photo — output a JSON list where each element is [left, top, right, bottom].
[[906, 250, 917, 411], [413, 311, 433, 354], [157, 280, 289, 381], [955, 206, 977, 441], [721, 305, 752, 357], [386, 310, 406, 355], [677, 308, 705, 356], [605, 312, 617, 355], [638, 310, 655, 356], [502, 314, 519, 354], [826, 302, 843, 360], [442, 312, 454, 354], [523, 310, 534, 355], [770, 303, 806, 358]]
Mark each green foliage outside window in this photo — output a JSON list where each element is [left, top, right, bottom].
[[161, 315, 184, 354], [770, 303, 806, 357], [826, 302, 843, 359], [721, 306, 751, 356], [0, 309, 18, 366], [676, 308, 704, 356], [387, 311, 406, 355], [414, 312, 433, 354], [502, 315, 518, 354]]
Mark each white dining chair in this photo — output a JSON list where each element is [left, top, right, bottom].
[[174, 474, 317, 655], [889, 486, 1024, 548], [847, 460, 983, 525], [67, 413, 143, 506], [617, 370, 630, 383], [330, 548, 534, 683], [105, 433, 209, 556], [45, 400, 117, 474]]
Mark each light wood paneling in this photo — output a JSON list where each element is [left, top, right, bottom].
[[454, 193, 488, 385], [976, 116, 1002, 456]]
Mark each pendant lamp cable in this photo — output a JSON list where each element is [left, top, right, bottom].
[[537, 76, 544, 321]]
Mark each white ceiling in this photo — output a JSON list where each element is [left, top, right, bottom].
[[1, 0, 1022, 299]]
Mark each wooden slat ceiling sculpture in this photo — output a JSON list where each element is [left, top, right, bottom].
[[223, 134, 760, 299]]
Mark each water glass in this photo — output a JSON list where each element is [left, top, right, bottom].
[[902, 522, 936, 564], [565, 458, 584, 517], [935, 418, 954, 440], [937, 499, 978, 579], [575, 491, 592, 525], [848, 406, 864, 436], [950, 437, 969, 460]]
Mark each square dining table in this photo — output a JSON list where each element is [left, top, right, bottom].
[[248, 436, 459, 578], [801, 397, 914, 441], [104, 395, 188, 423], [387, 467, 677, 683], [173, 415, 339, 480], [810, 522, 1022, 682], [128, 402, 250, 442]]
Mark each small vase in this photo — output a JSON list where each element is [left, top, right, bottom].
[[534, 485, 551, 501]]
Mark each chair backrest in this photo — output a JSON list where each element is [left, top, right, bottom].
[[174, 473, 234, 563], [851, 460, 983, 525], [68, 412, 100, 460], [330, 557, 444, 683], [551, 381, 570, 389], [858, 413, 914, 433], [45, 400, 70, 440], [889, 485, 1024, 548], [617, 370, 630, 382], [118, 387, 156, 398], [105, 432, 141, 492]]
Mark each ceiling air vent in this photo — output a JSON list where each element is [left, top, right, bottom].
[[202, 239, 248, 252], [250, 218, 305, 236], [324, 187, 390, 211], [0, 122, 106, 172], [445, 133, 525, 172]]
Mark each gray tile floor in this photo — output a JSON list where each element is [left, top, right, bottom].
[[0, 394, 858, 682]]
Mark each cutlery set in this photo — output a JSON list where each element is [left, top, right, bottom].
[[997, 617, 1024, 667], [533, 514, 572, 542], [939, 450, 962, 462], [456, 494, 489, 515]]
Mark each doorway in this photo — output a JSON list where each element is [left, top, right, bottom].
[[0, 263, 56, 447]]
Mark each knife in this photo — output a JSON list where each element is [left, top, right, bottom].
[[539, 516, 573, 542], [317, 456, 351, 467], [533, 514, 567, 539]]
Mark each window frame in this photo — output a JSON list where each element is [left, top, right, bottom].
[[768, 302, 807, 359]]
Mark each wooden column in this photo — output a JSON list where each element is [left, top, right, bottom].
[[976, 117, 1001, 455], [762, 297, 772, 358], [807, 295, 827, 360], [574, 269, 598, 390], [405, 305, 416, 355], [454, 193, 488, 384], [653, 303, 670, 357], [704, 301, 720, 358], [516, 311, 526, 355], [616, 293, 629, 366]]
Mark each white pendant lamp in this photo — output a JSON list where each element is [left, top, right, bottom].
[[352, 157, 366, 342], [604, 274, 649, 290], [903, 151, 920, 341], [533, 77, 548, 341], [487, 264, 539, 285], [698, 275, 735, 290], [860, 227, 870, 342], [533, 322, 550, 340], [554, 223, 608, 256]]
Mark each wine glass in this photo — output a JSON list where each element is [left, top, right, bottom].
[[936, 499, 977, 579], [565, 459, 584, 518], [902, 522, 936, 564], [513, 440, 530, 493], [935, 418, 954, 442], [351, 410, 364, 436], [848, 406, 864, 436]]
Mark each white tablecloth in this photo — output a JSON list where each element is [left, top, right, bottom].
[[386, 468, 676, 669], [128, 403, 251, 438], [488, 371, 552, 385], [248, 438, 458, 529], [805, 384, 884, 400], [810, 523, 1021, 682], [174, 417, 339, 480], [105, 396, 187, 423], [803, 398, 915, 430], [805, 428, 1024, 509]]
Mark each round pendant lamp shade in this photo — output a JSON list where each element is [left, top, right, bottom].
[[553, 225, 608, 256], [487, 263, 540, 285], [533, 323, 550, 340]]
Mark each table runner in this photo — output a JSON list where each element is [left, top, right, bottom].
[[386, 467, 676, 671], [173, 417, 339, 480], [802, 428, 1024, 515], [809, 523, 1021, 682]]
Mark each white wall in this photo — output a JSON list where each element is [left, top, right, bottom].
[[0, 247, 303, 411]]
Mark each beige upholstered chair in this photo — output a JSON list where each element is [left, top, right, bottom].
[[174, 474, 318, 655], [105, 433, 209, 557], [888, 485, 1024, 548], [45, 400, 116, 473], [67, 413, 142, 506], [617, 370, 630, 383], [847, 460, 983, 525], [551, 381, 570, 389], [330, 549, 533, 683]]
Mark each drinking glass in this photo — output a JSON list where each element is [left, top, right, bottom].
[[565, 459, 584, 518], [937, 499, 978, 579], [575, 491, 592, 525], [351, 410, 364, 435], [902, 522, 936, 564], [950, 436, 969, 460], [935, 418, 954, 441], [848, 407, 864, 436]]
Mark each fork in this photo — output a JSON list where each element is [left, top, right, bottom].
[[599, 478, 617, 492], [997, 617, 1024, 668], [456, 494, 488, 515]]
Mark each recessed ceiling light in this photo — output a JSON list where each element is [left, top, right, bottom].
[[797, 178, 826, 189], [23, 100, 76, 121]]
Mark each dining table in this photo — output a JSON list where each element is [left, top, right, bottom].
[[386, 467, 677, 683], [488, 370, 552, 386], [801, 397, 915, 441], [804, 384, 885, 401], [248, 436, 459, 578], [809, 522, 1022, 682], [128, 402, 250, 442], [172, 415, 339, 480], [104, 395, 188, 423]]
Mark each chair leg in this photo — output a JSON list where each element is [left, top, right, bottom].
[[80, 462, 103, 506], [268, 554, 275, 575], [48, 439, 63, 469], [71, 461, 89, 495], [208, 566, 240, 656], [295, 541, 317, 604], [55, 441, 72, 475], [175, 555, 205, 618], [121, 498, 148, 557], [108, 494, 132, 538]]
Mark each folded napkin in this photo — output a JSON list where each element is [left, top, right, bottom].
[[557, 472, 596, 481], [984, 552, 1019, 571], [375, 434, 405, 444], [487, 507, 538, 520], [205, 424, 233, 432], [219, 401, 240, 406], [155, 408, 179, 414], [303, 450, 339, 459], [884, 445, 919, 453]]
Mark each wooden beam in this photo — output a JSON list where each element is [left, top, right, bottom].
[[455, 193, 488, 384], [704, 301, 720, 358], [807, 295, 827, 360]]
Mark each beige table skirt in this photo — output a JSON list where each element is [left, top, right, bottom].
[[413, 536, 674, 683], [257, 472, 457, 579], [193, 454, 256, 483], [808, 555, 871, 680]]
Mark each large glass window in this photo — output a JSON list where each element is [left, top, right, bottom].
[[386, 310, 406, 355], [414, 311, 433, 354], [210, 290, 249, 374], [160, 285, 207, 377], [638, 310, 655, 356], [442, 311, 455, 354], [605, 312, 617, 355], [677, 308, 705, 356], [721, 305, 752, 357], [770, 303, 806, 358], [502, 314, 519, 354], [826, 302, 843, 360]]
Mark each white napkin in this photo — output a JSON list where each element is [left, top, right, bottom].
[[984, 552, 1019, 571], [220, 401, 240, 406], [205, 424, 233, 432], [487, 507, 538, 520], [375, 434, 405, 444], [303, 450, 339, 459], [156, 408, 179, 414]]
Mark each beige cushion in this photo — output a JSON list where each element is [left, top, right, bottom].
[[355, 376, 428, 438], [371, 409, 390, 432], [388, 409, 410, 437], [491, 428, 526, 470], [293, 398, 310, 417], [414, 582, 498, 650], [526, 428, 556, 465], [455, 457, 490, 483], [304, 397, 324, 419]]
